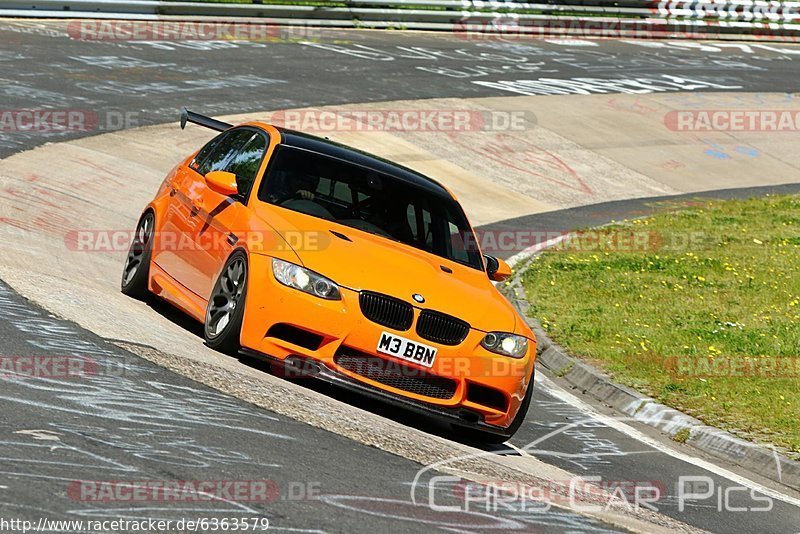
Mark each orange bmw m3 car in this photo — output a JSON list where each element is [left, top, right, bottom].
[[122, 109, 536, 442]]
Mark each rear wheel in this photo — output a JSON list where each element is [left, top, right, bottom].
[[451, 379, 533, 444], [121, 211, 154, 299], [204, 251, 248, 355]]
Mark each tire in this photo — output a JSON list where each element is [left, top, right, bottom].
[[451, 378, 534, 444], [204, 250, 248, 355], [121, 211, 155, 300]]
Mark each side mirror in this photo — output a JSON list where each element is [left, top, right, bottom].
[[205, 170, 238, 196], [485, 254, 512, 282]]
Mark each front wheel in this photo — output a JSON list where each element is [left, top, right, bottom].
[[204, 251, 248, 355], [121, 211, 155, 299]]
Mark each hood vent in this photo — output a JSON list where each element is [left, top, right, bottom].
[[330, 230, 352, 242]]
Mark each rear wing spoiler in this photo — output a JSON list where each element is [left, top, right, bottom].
[[180, 107, 232, 133]]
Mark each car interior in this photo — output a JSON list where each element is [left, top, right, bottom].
[[258, 145, 482, 269]]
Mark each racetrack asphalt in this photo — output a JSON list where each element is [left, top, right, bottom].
[[3, 21, 800, 158], [0, 279, 630, 533], [1, 19, 800, 533]]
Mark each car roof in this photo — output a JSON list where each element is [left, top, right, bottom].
[[274, 127, 453, 199]]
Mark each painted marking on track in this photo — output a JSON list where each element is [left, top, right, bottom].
[[506, 233, 567, 267], [503, 442, 532, 457], [535, 374, 800, 509], [321, 495, 523, 530], [13, 429, 61, 441], [544, 39, 599, 47]]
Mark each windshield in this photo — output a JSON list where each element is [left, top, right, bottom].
[[258, 145, 483, 270]]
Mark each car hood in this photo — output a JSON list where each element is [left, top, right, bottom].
[[258, 206, 517, 333]]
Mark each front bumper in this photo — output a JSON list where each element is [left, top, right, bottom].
[[240, 348, 522, 438], [241, 253, 535, 430]]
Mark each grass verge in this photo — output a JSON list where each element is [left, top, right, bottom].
[[521, 194, 800, 456]]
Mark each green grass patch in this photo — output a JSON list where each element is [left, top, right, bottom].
[[672, 428, 691, 444], [522, 194, 800, 456]]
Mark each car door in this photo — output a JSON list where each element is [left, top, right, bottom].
[[185, 128, 268, 299], [152, 132, 226, 286]]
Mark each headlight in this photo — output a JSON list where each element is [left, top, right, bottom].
[[272, 258, 341, 300], [481, 332, 528, 358]]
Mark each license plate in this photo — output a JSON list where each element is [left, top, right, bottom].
[[376, 331, 437, 368]]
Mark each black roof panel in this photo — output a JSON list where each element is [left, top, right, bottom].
[[276, 127, 452, 198]]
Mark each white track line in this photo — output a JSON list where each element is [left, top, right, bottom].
[[535, 374, 800, 508], [503, 441, 532, 457], [506, 235, 567, 268]]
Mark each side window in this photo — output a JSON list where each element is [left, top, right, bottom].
[[226, 133, 267, 198], [407, 203, 433, 248], [190, 132, 225, 171], [448, 221, 470, 263], [193, 129, 251, 177], [331, 180, 351, 203], [317, 177, 332, 197]]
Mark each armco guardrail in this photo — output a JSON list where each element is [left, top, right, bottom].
[[1, 0, 800, 40]]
